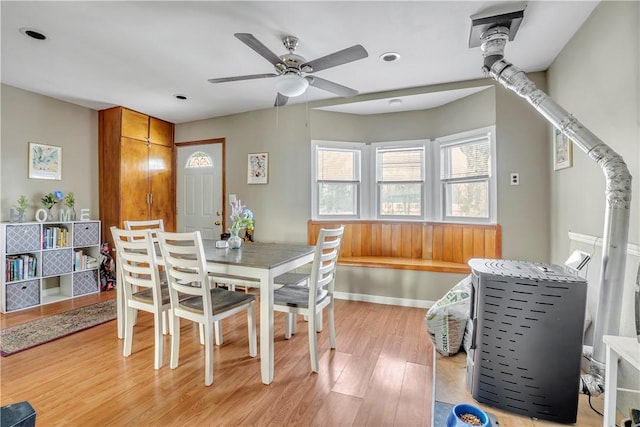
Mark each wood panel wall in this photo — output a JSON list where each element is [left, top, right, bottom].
[[308, 220, 502, 265]]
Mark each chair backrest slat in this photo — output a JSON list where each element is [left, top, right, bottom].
[[308, 226, 344, 306], [156, 231, 213, 317], [111, 226, 163, 307]]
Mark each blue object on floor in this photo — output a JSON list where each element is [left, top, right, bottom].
[[434, 401, 498, 427], [0, 401, 36, 427], [447, 402, 491, 427]]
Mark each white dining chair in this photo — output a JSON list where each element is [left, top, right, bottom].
[[123, 219, 171, 332], [156, 230, 257, 386], [273, 226, 344, 372], [124, 219, 165, 238], [111, 226, 171, 370]]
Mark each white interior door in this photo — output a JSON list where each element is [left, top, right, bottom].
[[177, 143, 223, 240]]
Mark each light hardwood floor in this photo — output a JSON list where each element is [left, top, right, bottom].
[[0, 291, 608, 426], [0, 291, 433, 426]]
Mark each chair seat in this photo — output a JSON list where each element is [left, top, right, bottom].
[[274, 272, 309, 286], [132, 284, 171, 306], [274, 284, 328, 308], [180, 287, 256, 314]]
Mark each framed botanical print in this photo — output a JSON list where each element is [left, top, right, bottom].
[[29, 142, 62, 180]]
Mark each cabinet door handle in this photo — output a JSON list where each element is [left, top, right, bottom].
[[149, 193, 153, 205]]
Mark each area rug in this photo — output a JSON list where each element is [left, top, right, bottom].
[[0, 299, 116, 356]]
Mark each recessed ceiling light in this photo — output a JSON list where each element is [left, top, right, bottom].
[[379, 52, 400, 62], [19, 27, 47, 41], [174, 94, 188, 100], [389, 98, 403, 106]]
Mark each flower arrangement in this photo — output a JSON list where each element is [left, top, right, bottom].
[[41, 193, 57, 210], [42, 191, 64, 210], [229, 199, 254, 234], [15, 195, 28, 214]]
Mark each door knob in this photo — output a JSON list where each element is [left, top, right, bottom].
[[216, 211, 222, 216], [214, 220, 221, 226]]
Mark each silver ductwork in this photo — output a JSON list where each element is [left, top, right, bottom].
[[471, 16, 632, 396]]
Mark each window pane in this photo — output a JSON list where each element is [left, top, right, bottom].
[[442, 139, 489, 179], [317, 149, 358, 180], [379, 183, 422, 216], [378, 148, 423, 181], [318, 182, 358, 215], [445, 180, 489, 218], [185, 151, 213, 168]]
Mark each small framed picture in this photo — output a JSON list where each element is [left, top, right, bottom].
[[553, 128, 572, 170], [29, 142, 62, 180], [247, 152, 268, 184]]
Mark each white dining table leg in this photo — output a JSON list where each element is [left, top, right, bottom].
[[259, 271, 275, 384]]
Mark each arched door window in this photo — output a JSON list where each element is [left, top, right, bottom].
[[185, 151, 213, 168]]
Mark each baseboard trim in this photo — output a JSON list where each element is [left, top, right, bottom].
[[334, 291, 434, 309]]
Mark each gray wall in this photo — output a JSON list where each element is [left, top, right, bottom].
[[547, 1, 639, 415], [175, 76, 550, 303], [0, 84, 99, 222]]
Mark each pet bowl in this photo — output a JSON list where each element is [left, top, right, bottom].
[[446, 403, 491, 427]]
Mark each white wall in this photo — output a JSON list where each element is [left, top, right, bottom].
[[547, 1, 640, 415], [0, 84, 99, 222]]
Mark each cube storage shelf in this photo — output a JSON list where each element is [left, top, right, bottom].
[[1, 220, 101, 313]]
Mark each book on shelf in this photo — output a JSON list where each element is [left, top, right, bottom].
[[5, 253, 37, 282], [74, 250, 97, 271], [42, 225, 69, 249]]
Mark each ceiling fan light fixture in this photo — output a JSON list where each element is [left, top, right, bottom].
[[275, 74, 309, 97]]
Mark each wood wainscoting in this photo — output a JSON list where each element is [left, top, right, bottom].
[[307, 220, 502, 274]]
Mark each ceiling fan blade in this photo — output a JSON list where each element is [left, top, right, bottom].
[[306, 76, 358, 97], [274, 93, 289, 107], [302, 45, 368, 73], [234, 33, 283, 67], [208, 73, 278, 84]]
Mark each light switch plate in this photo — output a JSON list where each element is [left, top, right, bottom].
[[510, 173, 519, 185]]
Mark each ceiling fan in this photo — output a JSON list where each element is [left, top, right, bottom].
[[208, 33, 368, 107]]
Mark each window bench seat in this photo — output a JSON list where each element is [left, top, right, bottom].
[[307, 220, 502, 274]]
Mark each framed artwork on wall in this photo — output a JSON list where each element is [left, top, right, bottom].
[[28, 142, 62, 180], [553, 128, 573, 170], [247, 152, 268, 184]]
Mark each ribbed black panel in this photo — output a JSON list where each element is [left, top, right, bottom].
[[467, 259, 587, 423]]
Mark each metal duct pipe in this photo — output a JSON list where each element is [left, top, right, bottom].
[[479, 28, 632, 396]]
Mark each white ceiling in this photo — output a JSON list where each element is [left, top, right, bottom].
[[1, 1, 599, 124]]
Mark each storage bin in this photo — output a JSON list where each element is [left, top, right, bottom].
[[73, 222, 100, 247], [5, 224, 41, 253], [42, 249, 72, 276], [6, 280, 40, 311], [73, 270, 99, 296]]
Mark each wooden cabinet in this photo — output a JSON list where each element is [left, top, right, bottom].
[[99, 107, 175, 251]]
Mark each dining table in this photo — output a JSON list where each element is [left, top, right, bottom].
[[115, 239, 315, 385]]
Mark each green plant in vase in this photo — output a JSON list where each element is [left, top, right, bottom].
[[41, 193, 57, 221], [64, 192, 76, 220], [14, 195, 28, 222]]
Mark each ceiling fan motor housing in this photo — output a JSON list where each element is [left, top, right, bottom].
[[279, 53, 308, 75]]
